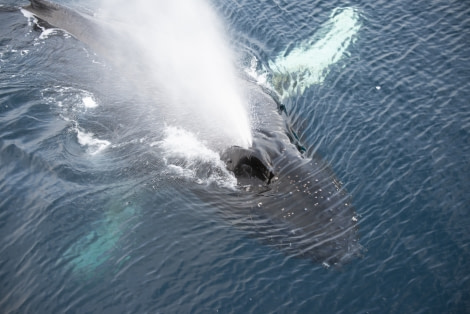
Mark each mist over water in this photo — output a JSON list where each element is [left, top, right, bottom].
[[99, 0, 252, 149]]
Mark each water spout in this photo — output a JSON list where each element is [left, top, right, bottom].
[[99, 0, 253, 149]]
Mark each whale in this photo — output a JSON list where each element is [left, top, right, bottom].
[[216, 79, 361, 265], [23, 0, 362, 266]]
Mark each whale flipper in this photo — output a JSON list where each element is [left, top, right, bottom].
[[266, 7, 361, 99]]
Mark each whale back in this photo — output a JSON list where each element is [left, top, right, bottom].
[[24, 0, 127, 60]]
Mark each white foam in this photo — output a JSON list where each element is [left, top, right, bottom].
[[39, 28, 60, 39], [41, 87, 108, 154], [156, 126, 237, 188], [20, 8, 35, 25], [82, 96, 98, 108], [75, 127, 111, 155], [43, 86, 99, 111], [21, 8, 70, 40], [245, 56, 268, 86]]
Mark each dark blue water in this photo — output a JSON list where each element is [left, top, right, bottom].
[[1, 0, 470, 313]]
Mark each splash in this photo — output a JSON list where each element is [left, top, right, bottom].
[[99, 0, 252, 149], [155, 126, 238, 188]]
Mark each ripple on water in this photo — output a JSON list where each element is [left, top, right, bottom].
[[1, 0, 470, 313]]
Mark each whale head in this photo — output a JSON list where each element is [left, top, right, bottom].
[[220, 126, 362, 266]]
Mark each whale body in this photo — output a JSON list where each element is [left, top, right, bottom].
[[24, 0, 362, 266]]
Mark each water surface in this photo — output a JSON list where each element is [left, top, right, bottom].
[[1, 0, 469, 313]]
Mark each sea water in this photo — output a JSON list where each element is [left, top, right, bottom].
[[0, 0, 469, 313]]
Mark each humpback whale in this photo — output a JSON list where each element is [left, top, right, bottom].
[[24, 0, 362, 266]]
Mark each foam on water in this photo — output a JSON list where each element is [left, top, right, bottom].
[[82, 96, 98, 108], [245, 56, 269, 87], [20, 7, 35, 24], [74, 126, 110, 155], [41, 86, 110, 155], [155, 126, 237, 188], [21, 8, 70, 40]]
